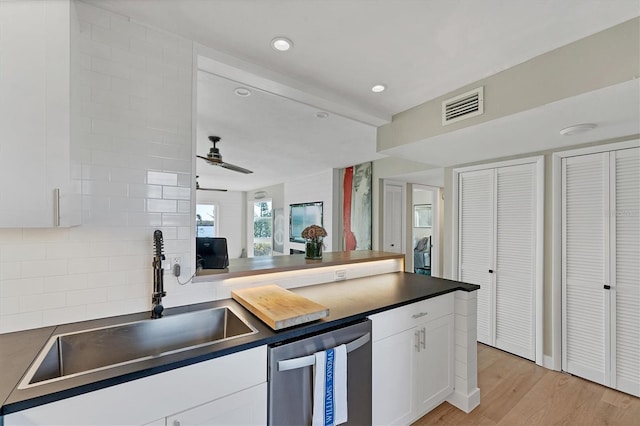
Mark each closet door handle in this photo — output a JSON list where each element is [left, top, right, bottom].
[[488, 269, 494, 274], [604, 285, 611, 290]]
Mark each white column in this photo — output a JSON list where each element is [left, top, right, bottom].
[[447, 290, 480, 413]]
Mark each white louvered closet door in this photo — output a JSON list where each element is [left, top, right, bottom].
[[562, 152, 609, 386], [612, 147, 640, 396], [458, 169, 494, 346], [562, 147, 640, 396], [494, 164, 536, 360]]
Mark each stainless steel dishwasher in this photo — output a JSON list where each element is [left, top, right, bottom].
[[268, 319, 372, 426]]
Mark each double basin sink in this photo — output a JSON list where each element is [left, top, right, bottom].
[[20, 307, 257, 389]]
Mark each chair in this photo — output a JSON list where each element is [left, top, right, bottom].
[[413, 236, 431, 275]]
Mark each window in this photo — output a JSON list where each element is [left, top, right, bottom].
[[413, 204, 432, 228], [253, 200, 272, 256], [196, 204, 217, 237]]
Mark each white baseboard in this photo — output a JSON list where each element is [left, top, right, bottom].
[[447, 388, 480, 413]]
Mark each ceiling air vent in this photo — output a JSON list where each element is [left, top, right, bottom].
[[442, 86, 484, 126]]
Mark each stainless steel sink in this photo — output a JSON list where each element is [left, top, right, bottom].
[[20, 307, 257, 388]]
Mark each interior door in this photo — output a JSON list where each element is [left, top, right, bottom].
[[494, 163, 537, 360], [562, 152, 610, 386], [458, 169, 494, 346], [611, 147, 639, 396], [383, 182, 404, 254]]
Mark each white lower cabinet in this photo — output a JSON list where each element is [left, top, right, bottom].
[[371, 294, 454, 426], [4, 346, 267, 426], [164, 382, 266, 426]]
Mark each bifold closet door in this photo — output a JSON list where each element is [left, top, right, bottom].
[[458, 163, 537, 360], [611, 147, 639, 396], [562, 152, 609, 385], [562, 147, 639, 396]]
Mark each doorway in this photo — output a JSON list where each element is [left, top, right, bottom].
[[411, 185, 440, 277]]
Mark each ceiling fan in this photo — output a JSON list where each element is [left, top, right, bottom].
[[197, 136, 253, 174], [196, 176, 227, 192]]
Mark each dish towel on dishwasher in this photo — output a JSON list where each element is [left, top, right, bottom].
[[312, 344, 348, 426]]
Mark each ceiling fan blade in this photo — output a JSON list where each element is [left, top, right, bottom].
[[219, 161, 253, 174], [197, 187, 228, 192]]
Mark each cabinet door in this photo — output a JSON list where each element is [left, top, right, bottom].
[[415, 314, 454, 415], [372, 327, 416, 426], [0, 0, 78, 227], [166, 383, 266, 426]]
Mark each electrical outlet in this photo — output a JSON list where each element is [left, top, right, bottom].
[[173, 257, 182, 267], [334, 269, 347, 281]]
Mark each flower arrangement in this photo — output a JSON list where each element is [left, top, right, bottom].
[[301, 224, 327, 242]]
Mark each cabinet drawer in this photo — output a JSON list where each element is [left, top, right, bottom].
[[370, 293, 454, 341]]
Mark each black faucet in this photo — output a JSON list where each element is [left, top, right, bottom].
[[151, 229, 166, 319]]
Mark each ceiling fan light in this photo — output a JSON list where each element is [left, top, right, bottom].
[[371, 84, 386, 93]]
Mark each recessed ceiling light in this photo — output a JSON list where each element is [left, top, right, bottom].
[[271, 37, 293, 51], [559, 123, 597, 136], [234, 87, 252, 97], [316, 111, 329, 119], [371, 84, 386, 93]]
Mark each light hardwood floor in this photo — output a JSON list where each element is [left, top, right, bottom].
[[414, 344, 640, 425]]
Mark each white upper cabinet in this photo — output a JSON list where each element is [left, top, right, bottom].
[[0, 0, 80, 227]]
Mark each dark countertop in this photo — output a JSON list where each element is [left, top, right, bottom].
[[0, 272, 478, 416], [193, 250, 404, 281]]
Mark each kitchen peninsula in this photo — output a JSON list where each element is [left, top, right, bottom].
[[1, 251, 480, 425]]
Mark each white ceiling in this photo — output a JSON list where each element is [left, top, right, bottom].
[[84, 0, 639, 190]]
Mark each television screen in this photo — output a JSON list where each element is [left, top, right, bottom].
[[196, 237, 229, 269], [289, 201, 323, 243]]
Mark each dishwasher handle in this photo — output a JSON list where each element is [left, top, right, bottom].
[[277, 332, 370, 372]]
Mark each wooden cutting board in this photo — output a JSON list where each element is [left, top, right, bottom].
[[231, 284, 329, 330]]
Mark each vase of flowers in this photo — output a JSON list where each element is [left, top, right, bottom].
[[301, 224, 327, 260]]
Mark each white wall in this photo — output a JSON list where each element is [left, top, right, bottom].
[[0, 2, 194, 334], [196, 191, 246, 258], [284, 169, 336, 253]]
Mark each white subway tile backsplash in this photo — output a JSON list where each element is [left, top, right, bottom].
[[163, 186, 190, 200], [44, 274, 88, 292], [42, 305, 88, 326], [21, 260, 68, 279], [110, 167, 146, 183], [1, 278, 43, 299], [127, 212, 162, 227], [110, 197, 145, 213], [86, 271, 124, 288], [161, 213, 191, 227], [128, 183, 163, 199], [145, 198, 176, 213], [0, 296, 20, 316], [76, 2, 111, 28], [130, 37, 163, 59], [45, 242, 91, 260], [79, 37, 111, 61], [0, 312, 43, 334], [0, 263, 20, 280], [20, 292, 67, 313], [110, 15, 146, 41], [177, 200, 190, 213], [68, 257, 111, 275], [0, 244, 46, 262], [107, 283, 148, 301], [147, 171, 178, 186], [67, 287, 108, 306]]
